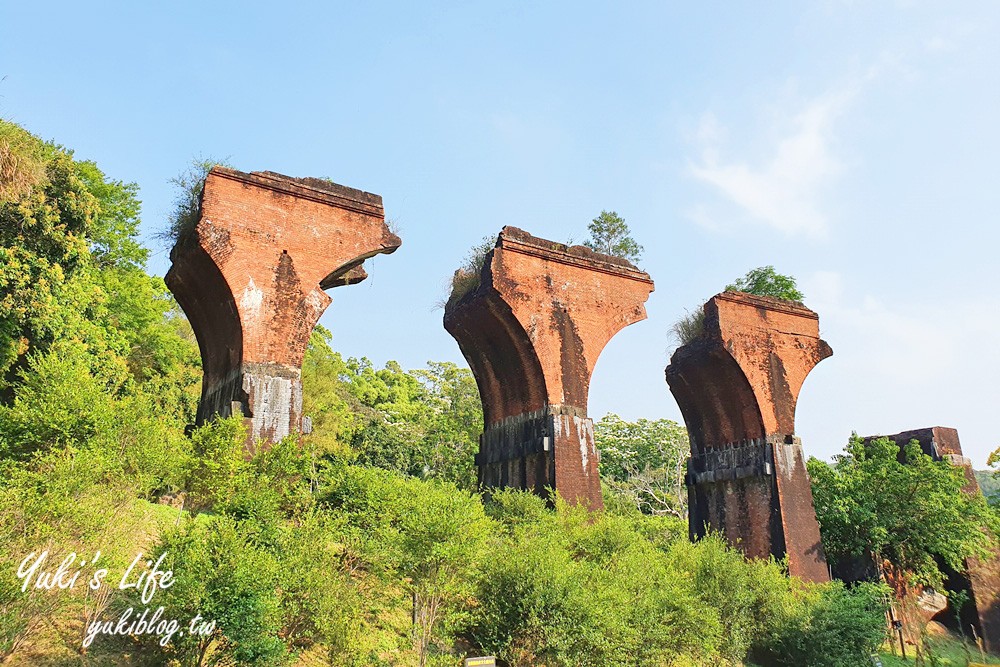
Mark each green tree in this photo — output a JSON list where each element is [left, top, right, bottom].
[[322, 466, 493, 666], [301, 326, 360, 459], [0, 120, 200, 417], [808, 435, 998, 638], [725, 265, 804, 301], [594, 414, 689, 518], [308, 342, 483, 489], [584, 211, 643, 263], [410, 361, 482, 490]]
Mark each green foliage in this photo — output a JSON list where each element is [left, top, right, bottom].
[[725, 265, 805, 301], [146, 515, 289, 666], [0, 340, 120, 460], [301, 325, 358, 458], [583, 210, 643, 263], [72, 158, 147, 270], [809, 435, 998, 588], [753, 581, 890, 667], [184, 416, 250, 511], [472, 492, 864, 667], [0, 339, 190, 496], [301, 330, 482, 490], [447, 235, 496, 306], [977, 468, 1000, 504], [0, 123, 105, 387], [322, 465, 492, 666], [0, 119, 200, 413], [594, 413, 689, 517], [472, 497, 711, 666]]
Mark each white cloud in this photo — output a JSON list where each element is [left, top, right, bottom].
[[687, 84, 856, 237], [924, 35, 953, 53], [801, 271, 956, 381], [796, 271, 1000, 466]]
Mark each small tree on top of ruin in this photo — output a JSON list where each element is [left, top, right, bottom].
[[584, 210, 643, 264], [725, 265, 804, 302]]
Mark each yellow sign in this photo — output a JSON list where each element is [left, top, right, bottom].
[[464, 658, 496, 667]]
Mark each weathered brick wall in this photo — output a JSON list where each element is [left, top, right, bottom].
[[166, 167, 400, 447], [445, 227, 654, 508], [667, 292, 831, 582]]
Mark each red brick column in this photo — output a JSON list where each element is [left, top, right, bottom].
[[666, 292, 831, 582], [444, 227, 654, 509], [166, 167, 400, 447]]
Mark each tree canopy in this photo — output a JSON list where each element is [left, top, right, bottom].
[[809, 435, 998, 640]]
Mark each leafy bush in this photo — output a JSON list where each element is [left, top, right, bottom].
[[752, 581, 889, 667], [472, 495, 774, 666]]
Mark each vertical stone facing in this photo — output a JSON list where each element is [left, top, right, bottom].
[[666, 292, 831, 582], [445, 227, 654, 508], [166, 167, 401, 448]]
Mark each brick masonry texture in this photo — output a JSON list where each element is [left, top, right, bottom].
[[165, 167, 400, 447], [444, 227, 654, 508], [864, 427, 1000, 652], [666, 292, 831, 582]]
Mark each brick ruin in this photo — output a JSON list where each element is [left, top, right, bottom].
[[443, 227, 654, 508], [665, 291, 831, 582], [165, 166, 401, 446], [161, 166, 997, 637], [864, 427, 1000, 651]]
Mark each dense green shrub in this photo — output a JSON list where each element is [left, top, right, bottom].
[[752, 581, 889, 667], [473, 493, 762, 666]]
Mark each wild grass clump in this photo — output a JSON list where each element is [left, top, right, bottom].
[[446, 235, 497, 308], [162, 158, 229, 245], [671, 305, 706, 347]]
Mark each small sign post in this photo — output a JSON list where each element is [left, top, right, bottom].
[[464, 658, 496, 667]]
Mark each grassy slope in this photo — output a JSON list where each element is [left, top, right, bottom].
[[878, 634, 1000, 666]]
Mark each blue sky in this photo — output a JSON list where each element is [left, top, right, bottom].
[[3, 2, 998, 465]]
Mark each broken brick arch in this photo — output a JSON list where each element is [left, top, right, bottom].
[[444, 227, 655, 509], [446, 288, 548, 428], [665, 292, 832, 583], [165, 166, 400, 447]]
